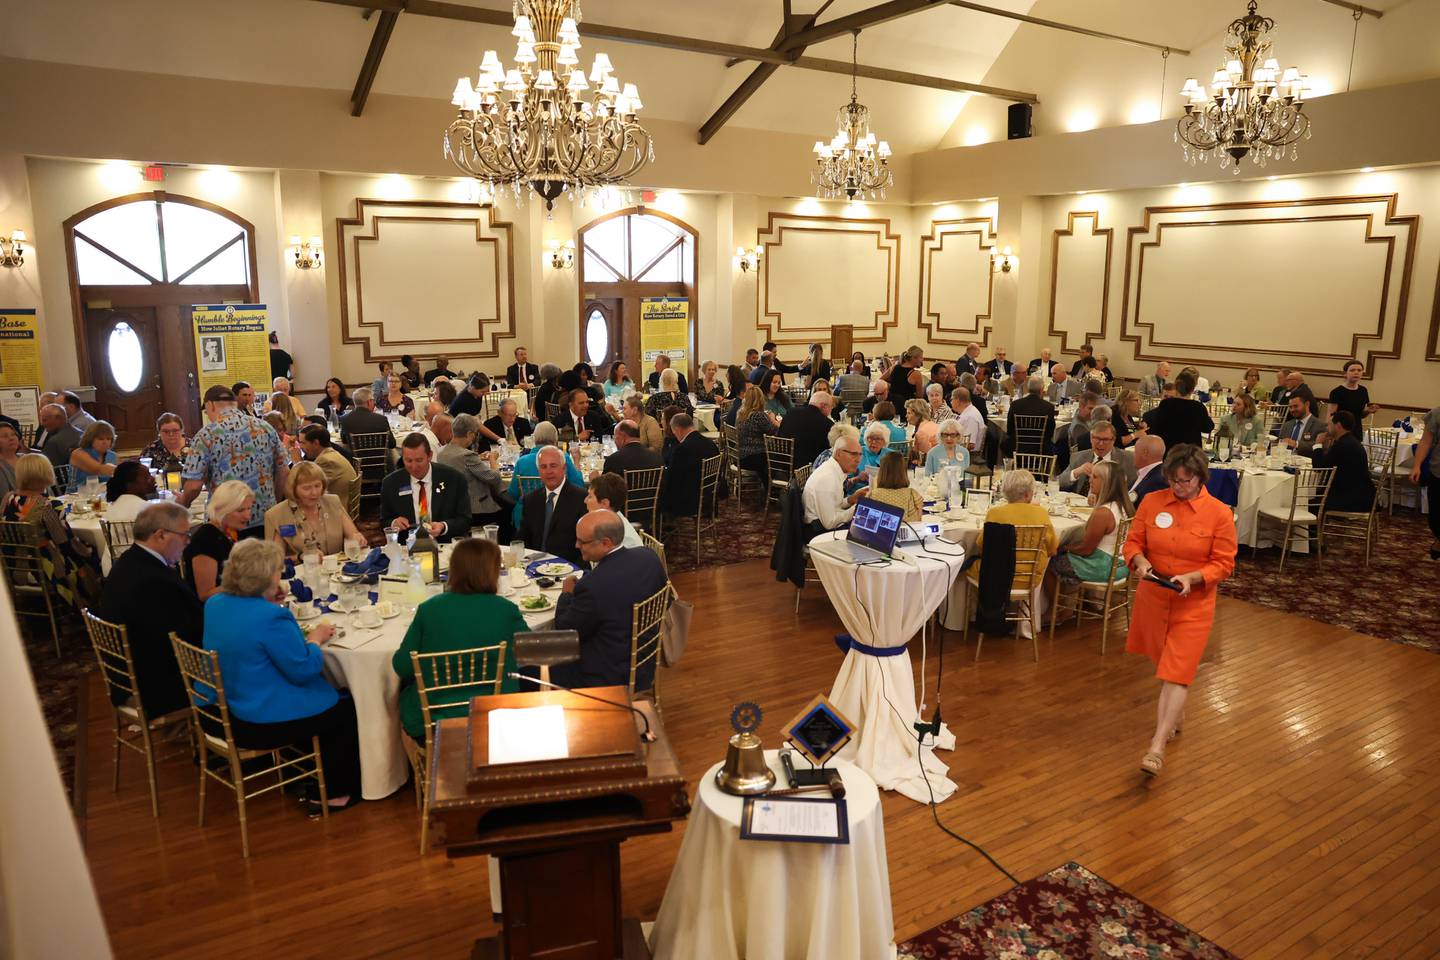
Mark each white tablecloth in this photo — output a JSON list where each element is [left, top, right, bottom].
[[693, 404, 719, 433], [316, 553, 561, 800], [808, 530, 962, 804], [1227, 466, 1298, 549], [649, 751, 894, 960], [67, 497, 205, 575]]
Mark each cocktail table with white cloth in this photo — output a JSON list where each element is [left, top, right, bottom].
[[312, 546, 564, 800], [807, 529, 963, 804], [66, 493, 206, 575], [649, 750, 894, 960]]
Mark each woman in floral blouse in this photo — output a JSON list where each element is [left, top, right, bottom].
[[376, 373, 416, 418], [140, 412, 190, 472]]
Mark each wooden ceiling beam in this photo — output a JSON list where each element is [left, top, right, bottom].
[[775, 0, 947, 52], [698, 11, 817, 146], [350, 6, 401, 117]]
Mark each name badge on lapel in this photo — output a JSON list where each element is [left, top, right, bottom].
[[279, 524, 298, 538], [398, 486, 412, 496]]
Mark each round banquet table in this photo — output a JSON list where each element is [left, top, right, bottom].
[[692, 403, 719, 434], [1218, 464, 1302, 549], [807, 530, 963, 804], [649, 751, 895, 960], [314, 546, 562, 800], [65, 494, 206, 575]]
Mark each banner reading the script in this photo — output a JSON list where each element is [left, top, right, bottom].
[[0, 309, 43, 389], [191, 304, 271, 397], [639, 297, 689, 366]]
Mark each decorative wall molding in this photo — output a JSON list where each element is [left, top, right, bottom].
[[1119, 195, 1417, 378], [917, 217, 996, 348], [756, 212, 900, 347], [335, 198, 516, 363], [1048, 210, 1112, 356]]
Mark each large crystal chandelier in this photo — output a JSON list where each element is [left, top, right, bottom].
[[1176, 0, 1311, 172], [812, 31, 892, 200], [444, 1, 653, 210]]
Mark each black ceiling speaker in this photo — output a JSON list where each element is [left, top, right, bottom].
[[1008, 103, 1033, 140]]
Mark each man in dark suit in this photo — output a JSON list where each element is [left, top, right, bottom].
[[519, 446, 588, 565], [1058, 423, 1137, 495], [1026, 348, 1053, 376], [1005, 376, 1056, 456], [1310, 411, 1375, 513], [1068, 343, 1095, 378], [506, 345, 540, 390], [380, 434, 471, 542], [550, 388, 613, 441], [98, 502, 202, 719], [339, 387, 396, 451], [603, 420, 663, 476], [479, 396, 533, 453], [36, 403, 82, 467], [1275, 393, 1324, 454], [984, 346, 1015, 380], [1129, 436, 1168, 505], [778, 392, 835, 468], [645, 353, 689, 395], [422, 356, 458, 385], [550, 510, 669, 691], [662, 413, 720, 518]]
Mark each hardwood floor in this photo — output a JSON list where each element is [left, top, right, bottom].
[[79, 559, 1440, 959]]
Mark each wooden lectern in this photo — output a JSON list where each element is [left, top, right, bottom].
[[428, 687, 689, 960]]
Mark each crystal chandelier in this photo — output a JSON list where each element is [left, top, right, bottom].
[[444, 1, 653, 210], [812, 31, 893, 200], [1176, 0, 1311, 172]]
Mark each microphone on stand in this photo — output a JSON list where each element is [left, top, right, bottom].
[[505, 673, 656, 743]]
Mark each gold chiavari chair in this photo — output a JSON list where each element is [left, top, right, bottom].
[[514, 474, 543, 501], [349, 431, 392, 508], [407, 645, 507, 853], [1260, 405, 1286, 436], [840, 388, 866, 422], [1320, 489, 1380, 567], [885, 438, 912, 464], [624, 466, 664, 534], [100, 518, 136, 566], [18, 422, 37, 449], [1139, 395, 1162, 416], [170, 635, 329, 858], [792, 463, 813, 488], [544, 401, 563, 421], [639, 528, 668, 577], [762, 435, 795, 521], [83, 610, 190, 817], [345, 474, 362, 520], [722, 423, 761, 503], [630, 583, 672, 711], [50, 464, 75, 498], [1013, 451, 1057, 479], [1010, 414, 1049, 456], [687, 454, 724, 567], [791, 468, 825, 612], [1255, 466, 1335, 573], [964, 524, 1051, 663], [0, 519, 65, 655], [1362, 429, 1399, 515], [1048, 516, 1135, 655]]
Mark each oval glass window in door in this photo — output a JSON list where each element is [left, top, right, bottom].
[[107, 321, 144, 392], [585, 309, 609, 367]]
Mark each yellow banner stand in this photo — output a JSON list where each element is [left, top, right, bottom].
[[639, 296, 689, 367], [192, 304, 271, 398], [0, 309, 43, 389]]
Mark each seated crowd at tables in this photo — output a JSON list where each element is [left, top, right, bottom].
[[15, 339, 1436, 823]]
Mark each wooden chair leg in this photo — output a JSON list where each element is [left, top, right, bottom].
[[140, 724, 160, 818], [112, 716, 123, 793], [231, 754, 250, 858]]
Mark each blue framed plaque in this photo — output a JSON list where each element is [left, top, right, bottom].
[[783, 695, 854, 768]]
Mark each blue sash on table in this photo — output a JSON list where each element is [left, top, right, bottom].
[[833, 632, 907, 657], [1206, 467, 1240, 507]]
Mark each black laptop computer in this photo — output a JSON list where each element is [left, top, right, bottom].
[[810, 496, 905, 564]]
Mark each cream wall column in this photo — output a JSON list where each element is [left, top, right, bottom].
[[996, 194, 1046, 361], [710, 193, 736, 366], [729, 193, 761, 362], [0, 154, 44, 385], [275, 170, 329, 401], [527, 201, 565, 366]]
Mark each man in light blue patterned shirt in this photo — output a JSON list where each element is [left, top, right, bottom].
[[177, 384, 290, 524]]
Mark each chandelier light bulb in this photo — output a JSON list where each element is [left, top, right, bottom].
[[558, 44, 579, 67], [514, 41, 536, 65], [567, 69, 588, 93], [558, 16, 580, 44], [452, 78, 473, 105]]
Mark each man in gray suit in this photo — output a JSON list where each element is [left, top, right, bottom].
[[1140, 361, 1171, 397], [1275, 393, 1325, 454], [1059, 422, 1136, 495], [1046, 365, 1084, 403], [36, 404, 81, 468]]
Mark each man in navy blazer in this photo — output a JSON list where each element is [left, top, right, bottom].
[[98, 502, 203, 719], [1128, 435, 1168, 505], [551, 511, 669, 692]]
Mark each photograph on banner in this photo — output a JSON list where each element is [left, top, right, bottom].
[[191, 304, 271, 397], [0, 309, 43, 389], [639, 296, 689, 367], [0, 387, 40, 430]]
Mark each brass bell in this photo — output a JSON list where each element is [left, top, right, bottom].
[[714, 731, 775, 796]]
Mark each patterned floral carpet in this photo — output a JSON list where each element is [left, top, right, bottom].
[[898, 862, 1239, 960]]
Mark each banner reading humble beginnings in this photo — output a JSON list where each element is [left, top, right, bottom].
[[191, 304, 271, 399]]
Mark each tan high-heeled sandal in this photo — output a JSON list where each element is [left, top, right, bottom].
[[1140, 752, 1164, 776]]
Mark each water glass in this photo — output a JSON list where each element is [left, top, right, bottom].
[[508, 540, 526, 568], [483, 524, 500, 543], [344, 538, 365, 563]]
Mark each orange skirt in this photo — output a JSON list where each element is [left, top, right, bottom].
[[1125, 579, 1218, 686]]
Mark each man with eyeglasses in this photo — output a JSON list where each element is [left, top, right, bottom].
[[98, 502, 202, 721]]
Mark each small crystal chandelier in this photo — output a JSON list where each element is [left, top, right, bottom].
[[444, 1, 654, 210], [1176, 0, 1312, 172], [812, 31, 893, 200]]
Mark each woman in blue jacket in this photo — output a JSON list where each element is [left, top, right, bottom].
[[203, 538, 361, 809]]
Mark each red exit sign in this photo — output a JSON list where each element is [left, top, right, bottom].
[[142, 164, 166, 182]]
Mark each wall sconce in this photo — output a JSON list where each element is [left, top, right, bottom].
[[290, 236, 323, 270], [546, 239, 575, 270], [0, 230, 27, 268], [734, 245, 762, 273], [989, 245, 1014, 273]]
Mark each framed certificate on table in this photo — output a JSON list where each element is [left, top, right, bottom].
[[740, 796, 850, 845]]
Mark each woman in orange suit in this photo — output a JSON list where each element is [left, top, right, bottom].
[[1123, 444, 1237, 777]]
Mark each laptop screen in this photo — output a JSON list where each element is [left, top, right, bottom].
[[847, 497, 905, 556]]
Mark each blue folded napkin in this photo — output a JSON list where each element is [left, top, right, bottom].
[[1392, 418, 1414, 433], [282, 559, 296, 579], [342, 547, 389, 576], [289, 580, 314, 602]]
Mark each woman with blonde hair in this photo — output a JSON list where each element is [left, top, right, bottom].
[[1050, 460, 1133, 588], [1111, 389, 1147, 449], [185, 479, 254, 601], [905, 398, 937, 459], [264, 460, 363, 558], [2, 453, 101, 606], [866, 452, 923, 520], [694, 360, 727, 405], [799, 343, 831, 389], [69, 419, 118, 491], [1219, 392, 1263, 447]]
